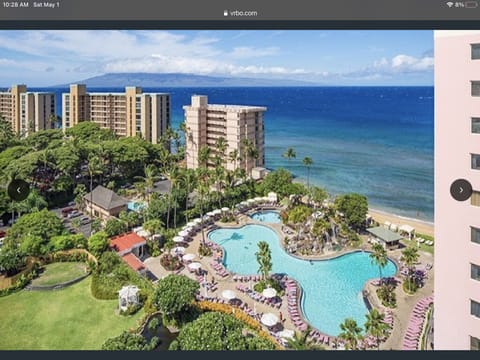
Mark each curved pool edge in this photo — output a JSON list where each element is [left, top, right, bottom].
[[206, 222, 399, 337]]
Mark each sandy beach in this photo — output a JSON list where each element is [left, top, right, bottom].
[[368, 208, 434, 237]]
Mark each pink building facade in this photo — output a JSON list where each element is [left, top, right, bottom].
[[434, 30, 480, 350]]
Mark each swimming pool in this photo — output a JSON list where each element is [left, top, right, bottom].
[[128, 201, 146, 212], [208, 224, 397, 336], [250, 210, 282, 223]]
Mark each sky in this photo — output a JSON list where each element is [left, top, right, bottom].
[[0, 30, 434, 86]]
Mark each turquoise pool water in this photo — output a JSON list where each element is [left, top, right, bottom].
[[128, 201, 146, 212], [250, 210, 282, 223], [208, 224, 397, 336]]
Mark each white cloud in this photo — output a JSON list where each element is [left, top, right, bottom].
[[104, 54, 307, 76], [391, 54, 433, 71], [373, 54, 433, 73], [229, 46, 279, 59]]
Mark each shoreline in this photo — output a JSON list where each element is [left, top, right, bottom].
[[290, 178, 434, 225], [368, 208, 434, 237]]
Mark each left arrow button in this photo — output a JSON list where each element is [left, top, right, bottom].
[[7, 179, 30, 202]]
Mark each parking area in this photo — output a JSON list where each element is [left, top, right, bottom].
[[52, 205, 93, 238]]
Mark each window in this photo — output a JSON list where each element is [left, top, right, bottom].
[[472, 264, 480, 281], [472, 154, 480, 170], [472, 227, 480, 244], [472, 44, 480, 60], [471, 192, 480, 207], [472, 299, 480, 318], [473, 118, 480, 134], [472, 336, 480, 351], [472, 81, 480, 97]]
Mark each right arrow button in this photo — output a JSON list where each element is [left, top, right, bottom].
[[450, 179, 473, 201]]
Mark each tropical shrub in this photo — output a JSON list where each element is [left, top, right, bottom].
[[377, 283, 397, 308], [159, 254, 183, 271], [169, 311, 276, 350], [198, 243, 213, 257], [152, 274, 199, 325], [102, 331, 159, 350]]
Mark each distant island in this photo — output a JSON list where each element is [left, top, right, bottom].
[[52, 72, 318, 88]]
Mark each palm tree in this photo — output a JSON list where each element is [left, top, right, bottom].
[[135, 164, 160, 204], [255, 241, 272, 281], [228, 149, 240, 172], [198, 145, 211, 169], [339, 318, 363, 350], [400, 246, 420, 293], [302, 156, 313, 190], [283, 147, 296, 163], [241, 138, 255, 176], [248, 147, 259, 167], [167, 165, 183, 229], [171, 130, 181, 154], [215, 137, 227, 163], [286, 326, 323, 350], [182, 169, 197, 224], [157, 147, 171, 173], [87, 153, 104, 236], [49, 114, 57, 129], [370, 243, 388, 283], [364, 309, 388, 350], [197, 181, 209, 246]]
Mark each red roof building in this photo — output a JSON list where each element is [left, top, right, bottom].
[[122, 253, 146, 272], [110, 232, 146, 255], [110, 232, 147, 274]]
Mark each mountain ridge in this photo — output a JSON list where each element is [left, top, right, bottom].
[[52, 72, 318, 87]]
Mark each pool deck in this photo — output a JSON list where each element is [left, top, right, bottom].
[[143, 207, 434, 350]]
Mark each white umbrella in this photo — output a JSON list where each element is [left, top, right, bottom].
[[221, 207, 230, 212], [178, 230, 189, 237], [247, 199, 256, 204], [170, 246, 185, 255], [254, 197, 263, 202], [262, 288, 277, 299], [186, 221, 196, 227], [206, 211, 215, 217], [188, 262, 202, 270], [212, 209, 222, 215], [277, 329, 295, 339], [221, 289, 237, 300], [261, 313, 279, 327], [182, 253, 195, 261], [240, 201, 249, 206], [173, 236, 184, 243], [193, 218, 202, 224]]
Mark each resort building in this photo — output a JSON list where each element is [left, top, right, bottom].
[[83, 185, 128, 222], [434, 30, 480, 350], [183, 95, 266, 177], [62, 84, 170, 144], [0, 84, 56, 136]]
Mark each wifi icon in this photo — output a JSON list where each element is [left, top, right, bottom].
[[447, 1, 454, 6]]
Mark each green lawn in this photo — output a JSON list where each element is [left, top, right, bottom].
[[31, 262, 87, 286], [401, 238, 434, 255], [0, 277, 144, 350]]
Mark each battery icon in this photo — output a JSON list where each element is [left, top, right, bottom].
[[465, 1, 478, 8]]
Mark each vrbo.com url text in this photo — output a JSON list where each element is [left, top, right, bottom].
[[225, 10, 258, 17]]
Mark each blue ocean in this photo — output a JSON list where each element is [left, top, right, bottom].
[[39, 86, 434, 221]]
